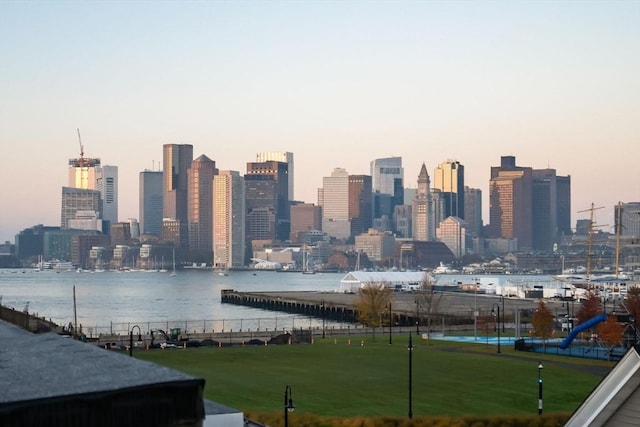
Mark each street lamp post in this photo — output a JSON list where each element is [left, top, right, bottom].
[[284, 385, 295, 427], [491, 304, 501, 353], [537, 362, 543, 415], [388, 302, 392, 345], [321, 299, 326, 339], [408, 334, 414, 419], [500, 295, 505, 333], [415, 299, 420, 336], [129, 325, 142, 357]]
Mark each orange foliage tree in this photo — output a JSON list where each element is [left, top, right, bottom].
[[597, 315, 624, 360], [532, 300, 554, 347], [575, 290, 603, 326]]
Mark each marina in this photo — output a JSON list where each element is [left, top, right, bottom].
[[1, 268, 636, 337]]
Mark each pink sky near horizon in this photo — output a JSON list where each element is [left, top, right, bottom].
[[1, 1, 638, 242]]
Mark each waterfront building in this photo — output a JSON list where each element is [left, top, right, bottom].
[[290, 203, 322, 242], [61, 187, 102, 230], [139, 170, 163, 236], [435, 216, 469, 258], [162, 144, 193, 224], [348, 174, 373, 238], [213, 170, 245, 269], [488, 156, 533, 250], [256, 151, 294, 201], [354, 228, 396, 263], [67, 210, 104, 233], [44, 229, 99, 263], [14, 225, 60, 262], [162, 218, 188, 250], [433, 160, 464, 219], [320, 167, 351, 240], [187, 155, 218, 253], [245, 160, 289, 242], [110, 222, 132, 246], [463, 186, 483, 237], [71, 234, 110, 269]]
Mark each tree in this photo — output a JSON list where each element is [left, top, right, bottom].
[[575, 290, 603, 326], [414, 273, 443, 342], [597, 315, 624, 360], [532, 300, 554, 348], [355, 282, 392, 334], [623, 287, 640, 344]]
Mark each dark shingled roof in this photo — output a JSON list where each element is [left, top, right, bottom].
[[0, 320, 206, 427]]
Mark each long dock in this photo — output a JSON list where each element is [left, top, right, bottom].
[[221, 290, 360, 323]]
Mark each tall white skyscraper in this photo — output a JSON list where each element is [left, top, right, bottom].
[[95, 165, 118, 225], [256, 151, 294, 201], [320, 167, 350, 240], [67, 145, 118, 225], [370, 156, 403, 195], [213, 170, 245, 269]]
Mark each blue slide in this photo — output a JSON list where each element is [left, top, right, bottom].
[[559, 313, 607, 349]]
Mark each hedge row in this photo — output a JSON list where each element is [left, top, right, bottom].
[[244, 412, 571, 427]]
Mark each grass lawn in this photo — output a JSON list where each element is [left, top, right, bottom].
[[134, 334, 611, 418]]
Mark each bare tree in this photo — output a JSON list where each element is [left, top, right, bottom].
[[414, 273, 443, 342]]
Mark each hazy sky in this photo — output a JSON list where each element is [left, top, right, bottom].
[[1, 1, 638, 243]]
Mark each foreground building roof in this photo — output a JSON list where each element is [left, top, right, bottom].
[[0, 320, 243, 427], [565, 345, 640, 427]]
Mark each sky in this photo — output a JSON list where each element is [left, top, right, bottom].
[[0, 1, 638, 243]]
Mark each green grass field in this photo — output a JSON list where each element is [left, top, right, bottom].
[[135, 335, 611, 419]]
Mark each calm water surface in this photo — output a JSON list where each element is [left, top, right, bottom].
[[0, 269, 345, 333]]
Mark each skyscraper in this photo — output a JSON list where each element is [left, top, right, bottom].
[[463, 186, 483, 237], [163, 144, 193, 223], [139, 170, 163, 236], [245, 160, 290, 242], [489, 156, 533, 250], [321, 168, 350, 240], [213, 170, 245, 269], [615, 202, 640, 239], [188, 155, 217, 252], [256, 152, 294, 201], [370, 157, 404, 227], [348, 174, 373, 237], [433, 160, 464, 219], [60, 187, 102, 230], [290, 203, 322, 242], [532, 168, 571, 251], [95, 165, 118, 225], [68, 143, 118, 226], [412, 163, 433, 241]]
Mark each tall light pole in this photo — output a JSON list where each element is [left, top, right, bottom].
[[408, 334, 414, 419], [388, 302, 393, 345], [415, 299, 420, 335], [129, 325, 142, 357], [321, 299, 326, 339], [500, 295, 505, 333], [537, 362, 543, 415], [284, 385, 295, 427], [491, 304, 501, 353]]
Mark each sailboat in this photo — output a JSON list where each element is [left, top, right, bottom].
[[302, 244, 315, 274], [170, 248, 176, 277], [159, 256, 168, 273]]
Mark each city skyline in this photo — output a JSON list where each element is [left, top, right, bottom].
[[1, 1, 638, 242]]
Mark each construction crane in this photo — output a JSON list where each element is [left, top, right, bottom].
[[77, 128, 85, 167]]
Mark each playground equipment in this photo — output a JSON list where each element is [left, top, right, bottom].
[[559, 313, 607, 350]]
